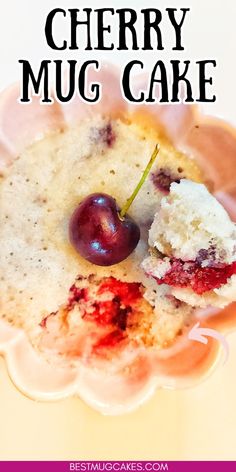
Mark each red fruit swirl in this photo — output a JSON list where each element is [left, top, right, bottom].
[[40, 277, 143, 354], [154, 259, 236, 295]]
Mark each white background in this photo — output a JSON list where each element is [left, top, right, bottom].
[[0, 0, 236, 122]]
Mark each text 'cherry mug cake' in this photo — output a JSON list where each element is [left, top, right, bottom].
[[1, 65, 236, 414]]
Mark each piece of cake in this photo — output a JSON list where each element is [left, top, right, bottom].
[[142, 179, 236, 308], [0, 115, 202, 362]]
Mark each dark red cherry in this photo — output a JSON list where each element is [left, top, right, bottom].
[[69, 145, 159, 266], [69, 193, 140, 266]]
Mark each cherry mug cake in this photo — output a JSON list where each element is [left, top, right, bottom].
[[1, 115, 199, 355], [1, 67, 236, 414]]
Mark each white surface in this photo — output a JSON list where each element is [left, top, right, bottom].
[[0, 332, 236, 460]]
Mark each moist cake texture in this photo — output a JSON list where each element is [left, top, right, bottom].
[[39, 274, 192, 365], [142, 180, 236, 308], [0, 115, 202, 360]]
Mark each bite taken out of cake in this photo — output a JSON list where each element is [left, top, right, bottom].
[[142, 179, 236, 308]]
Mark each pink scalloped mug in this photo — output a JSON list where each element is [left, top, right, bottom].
[[0, 64, 236, 415]]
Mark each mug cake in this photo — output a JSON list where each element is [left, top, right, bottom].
[[1, 65, 236, 414]]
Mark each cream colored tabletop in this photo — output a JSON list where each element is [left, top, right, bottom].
[[1, 332, 236, 460], [0, 0, 236, 461]]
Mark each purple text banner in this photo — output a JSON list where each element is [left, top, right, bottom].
[[0, 462, 235, 471]]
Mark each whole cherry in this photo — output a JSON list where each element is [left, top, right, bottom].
[[69, 145, 159, 266]]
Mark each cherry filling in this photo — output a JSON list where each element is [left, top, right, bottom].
[[91, 122, 116, 148], [67, 284, 88, 310], [82, 299, 132, 330], [98, 278, 142, 304], [93, 330, 125, 351], [151, 168, 181, 193], [99, 123, 116, 147], [79, 278, 142, 350], [40, 276, 143, 353], [154, 259, 236, 295]]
